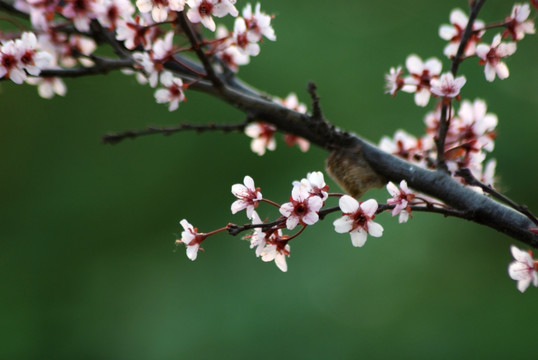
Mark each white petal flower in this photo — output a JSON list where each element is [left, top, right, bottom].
[[333, 196, 383, 247], [231, 175, 262, 219], [508, 246, 538, 293]]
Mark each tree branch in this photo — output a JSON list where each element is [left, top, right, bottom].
[[102, 119, 249, 145]]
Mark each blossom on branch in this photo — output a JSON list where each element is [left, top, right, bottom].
[[439, 8, 484, 58], [231, 175, 262, 219], [386, 180, 415, 223], [241, 2, 276, 42], [333, 196, 383, 247], [430, 72, 466, 100], [402, 55, 442, 107], [244, 122, 276, 156], [136, 0, 185, 22], [279, 183, 323, 230], [476, 34, 516, 82], [508, 245, 538, 293], [503, 3, 535, 41], [176, 219, 206, 261], [384, 66, 405, 96], [154, 71, 186, 111], [186, 0, 239, 32]]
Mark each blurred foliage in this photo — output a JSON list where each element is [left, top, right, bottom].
[[1, 0, 537, 359]]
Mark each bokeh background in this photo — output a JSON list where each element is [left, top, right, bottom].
[[1, 0, 537, 358]]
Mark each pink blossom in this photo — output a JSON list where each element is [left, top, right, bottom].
[[215, 25, 250, 72], [61, 0, 96, 32], [384, 66, 404, 96], [176, 219, 206, 261], [402, 54, 443, 107], [259, 228, 290, 272], [476, 34, 516, 82], [241, 3, 276, 42], [186, 0, 238, 32], [231, 175, 262, 219], [94, 0, 136, 30], [508, 245, 538, 293], [386, 180, 415, 223], [0, 40, 27, 84], [430, 72, 466, 99], [503, 3, 535, 41], [154, 71, 185, 111], [116, 15, 157, 50], [26, 77, 67, 99], [136, 0, 185, 22], [279, 183, 323, 230], [232, 17, 260, 56], [249, 211, 266, 257], [244, 122, 276, 156], [439, 8, 484, 57], [292, 171, 329, 202], [333, 196, 383, 247]]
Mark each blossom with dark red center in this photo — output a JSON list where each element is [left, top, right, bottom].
[[244, 122, 276, 156], [231, 175, 262, 219], [439, 8, 485, 57], [154, 71, 185, 111], [402, 54, 442, 107], [476, 34, 516, 82], [508, 245, 538, 293], [386, 180, 415, 223], [186, 0, 238, 32], [333, 196, 383, 247], [502, 3, 535, 41], [279, 183, 323, 230], [176, 219, 206, 260]]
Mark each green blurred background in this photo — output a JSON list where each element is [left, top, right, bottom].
[[1, 0, 537, 358]]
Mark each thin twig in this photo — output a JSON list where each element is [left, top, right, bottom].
[[455, 168, 538, 225], [176, 11, 223, 89], [436, 0, 486, 171], [102, 120, 249, 145]]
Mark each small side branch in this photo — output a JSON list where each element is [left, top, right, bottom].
[[102, 120, 249, 145], [176, 11, 223, 89], [436, 0, 486, 171], [455, 168, 538, 225], [38, 58, 133, 78]]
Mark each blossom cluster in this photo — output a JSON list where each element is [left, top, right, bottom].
[[245, 93, 310, 156], [177, 171, 399, 272], [382, 3, 536, 293], [3, 0, 276, 109], [508, 246, 538, 292]]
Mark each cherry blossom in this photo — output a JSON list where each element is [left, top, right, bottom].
[[231, 175, 262, 219], [386, 180, 415, 223], [186, 0, 238, 32], [176, 219, 206, 261], [215, 25, 250, 72], [0, 40, 27, 84], [384, 66, 404, 96], [476, 34, 517, 82], [279, 183, 323, 230], [61, 0, 96, 32], [93, 0, 136, 30], [402, 55, 443, 106], [248, 211, 266, 257], [274, 93, 310, 152], [241, 2, 276, 42], [439, 8, 484, 58], [26, 77, 67, 99], [16, 0, 60, 30], [333, 196, 383, 247], [508, 245, 538, 293], [136, 0, 185, 22], [244, 122, 276, 156], [503, 3, 535, 41], [455, 99, 498, 152], [430, 72, 466, 99], [293, 171, 329, 202], [154, 71, 186, 111], [232, 17, 260, 56], [260, 242, 290, 272], [116, 15, 158, 50], [132, 51, 160, 87]]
